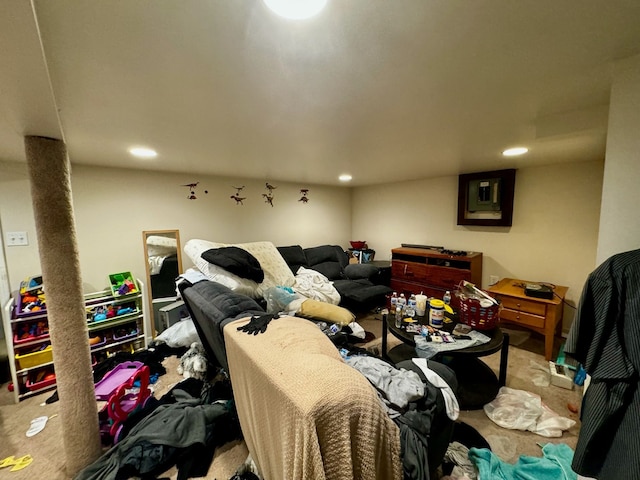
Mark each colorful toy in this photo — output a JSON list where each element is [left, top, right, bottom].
[[108, 272, 138, 297], [116, 306, 134, 316], [96, 363, 151, 445], [89, 301, 136, 323], [18, 276, 46, 314], [117, 279, 136, 295], [15, 321, 49, 343]]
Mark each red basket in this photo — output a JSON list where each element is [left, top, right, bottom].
[[458, 295, 501, 330]]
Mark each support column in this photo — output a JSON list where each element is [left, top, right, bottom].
[[24, 136, 101, 476]]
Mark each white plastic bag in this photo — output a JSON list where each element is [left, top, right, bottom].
[[483, 387, 575, 437], [154, 317, 200, 348], [263, 286, 299, 313]]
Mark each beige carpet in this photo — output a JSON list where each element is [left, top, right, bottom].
[[0, 312, 582, 479], [0, 355, 248, 480]]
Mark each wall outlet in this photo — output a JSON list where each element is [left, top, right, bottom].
[[6, 231, 29, 246], [489, 275, 499, 285]]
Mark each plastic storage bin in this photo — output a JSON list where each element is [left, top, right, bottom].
[[26, 371, 57, 391], [15, 345, 53, 369], [109, 272, 138, 297]]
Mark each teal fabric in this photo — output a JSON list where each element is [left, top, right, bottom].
[[468, 443, 577, 480]]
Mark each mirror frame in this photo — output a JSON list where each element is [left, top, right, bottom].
[[142, 229, 183, 336]]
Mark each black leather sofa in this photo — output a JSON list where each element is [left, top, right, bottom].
[[277, 244, 392, 312]]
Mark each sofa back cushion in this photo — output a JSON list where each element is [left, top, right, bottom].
[[304, 245, 348, 280], [310, 261, 344, 280], [277, 245, 309, 275]]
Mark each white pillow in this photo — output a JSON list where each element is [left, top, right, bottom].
[[184, 239, 295, 299], [237, 241, 296, 296], [146, 235, 178, 257]]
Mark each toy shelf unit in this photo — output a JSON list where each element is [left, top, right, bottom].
[[3, 278, 149, 403]]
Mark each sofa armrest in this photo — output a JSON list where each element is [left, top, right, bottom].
[[224, 316, 402, 479]]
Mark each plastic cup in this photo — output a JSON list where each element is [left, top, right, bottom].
[[415, 294, 428, 316]]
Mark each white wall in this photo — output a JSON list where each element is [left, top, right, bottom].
[[0, 158, 605, 333], [352, 160, 604, 332], [597, 54, 640, 263], [0, 163, 38, 294], [0, 162, 352, 292]]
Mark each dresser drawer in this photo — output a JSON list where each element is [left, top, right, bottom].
[[496, 295, 547, 316], [390, 279, 442, 299], [500, 308, 545, 329], [392, 261, 428, 283], [391, 262, 471, 290]]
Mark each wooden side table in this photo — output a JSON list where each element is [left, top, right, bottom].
[[487, 278, 568, 361]]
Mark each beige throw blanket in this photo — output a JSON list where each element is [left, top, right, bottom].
[[224, 315, 402, 480]]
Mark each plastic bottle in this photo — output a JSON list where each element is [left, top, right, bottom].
[[398, 293, 406, 307], [395, 305, 403, 328], [406, 302, 415, 318], [409, 293, 417, 310], [443, 291, 452, 305], [390, 292, 398, 310], [406, 294, 417, 317]]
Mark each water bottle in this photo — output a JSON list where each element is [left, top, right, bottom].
[[406, 303, 415, 318], [406, 294, 416, 317], [398, 293, 406, 308], [390, 292, 398, 310], [408, 293, 417, 310], [443, 291, 452, 305], [395, 305, 403, 328]]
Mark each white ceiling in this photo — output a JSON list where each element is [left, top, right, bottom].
[[1, 1, 640, 186]]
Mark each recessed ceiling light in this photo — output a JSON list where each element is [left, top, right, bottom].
[[263, 0, 327, 19], [502, 147, 529, 157], [338, 174, 352, 182], [129, 147, 158, 159]]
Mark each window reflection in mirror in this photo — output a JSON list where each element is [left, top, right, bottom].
[[142, 230, 183, 336]]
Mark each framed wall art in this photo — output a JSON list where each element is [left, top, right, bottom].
[[457, 168, 516, 227]]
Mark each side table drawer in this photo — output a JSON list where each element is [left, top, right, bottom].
[[497, 296, 547, 316], [500, 308, 545, 329]]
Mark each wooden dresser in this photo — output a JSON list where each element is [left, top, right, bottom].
[[487, 278, 568, 361], [390, 247, 483, 302]]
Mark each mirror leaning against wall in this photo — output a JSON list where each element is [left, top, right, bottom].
[[142, 230, 183, 336]]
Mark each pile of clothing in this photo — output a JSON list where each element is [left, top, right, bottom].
[[75, 376, 241, 480]]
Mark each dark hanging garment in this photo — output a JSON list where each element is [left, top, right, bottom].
[[564, 248, 640, 479]]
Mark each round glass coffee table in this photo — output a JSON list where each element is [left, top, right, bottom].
[[381, 311, 509, 409]]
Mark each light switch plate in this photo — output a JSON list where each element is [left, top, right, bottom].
[[6, 231, 29, 246]]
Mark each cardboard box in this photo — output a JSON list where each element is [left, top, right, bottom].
[[549, 361, 575, 390]]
